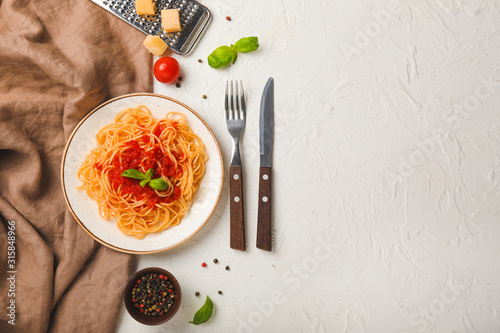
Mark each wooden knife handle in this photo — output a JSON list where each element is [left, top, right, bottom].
[[256, 166, 272, 251], [230, 166, 245, 251]]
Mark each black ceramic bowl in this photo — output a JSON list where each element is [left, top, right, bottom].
[[124, 267, 182, 325]]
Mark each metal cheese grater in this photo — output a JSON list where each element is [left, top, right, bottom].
[[90, 0, 211, 54]]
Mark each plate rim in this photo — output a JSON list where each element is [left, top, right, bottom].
[[60, 93, 224, 254]]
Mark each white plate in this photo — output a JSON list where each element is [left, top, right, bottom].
[[61, 93, 223, 254]]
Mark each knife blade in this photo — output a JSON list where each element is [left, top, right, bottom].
[[256, 77, 274, 251]]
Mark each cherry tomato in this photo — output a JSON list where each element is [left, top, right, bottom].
[[153, 57, 180, 84]]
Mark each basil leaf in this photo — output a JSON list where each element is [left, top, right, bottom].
[[149, 178, 168, 191], [140, 179, 150, 188], [189, 296, 214, 325], [144, 168, 154, 180], [208, 45, 237, 68], [234, 36, 259, 53], [122, 169, 146, 180]]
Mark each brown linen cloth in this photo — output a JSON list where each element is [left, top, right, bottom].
[[0, 0, 153, 331]]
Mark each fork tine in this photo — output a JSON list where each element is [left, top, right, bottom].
[[230, 81, 235, 120], [225, 81, 230, 119], [239, 80, 245, 120], [235, 81, 240, 119]]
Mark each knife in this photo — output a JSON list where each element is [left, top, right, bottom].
[[256, 77, 274, 251]]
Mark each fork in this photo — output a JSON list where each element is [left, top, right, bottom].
[[225, 80, 246, 251]]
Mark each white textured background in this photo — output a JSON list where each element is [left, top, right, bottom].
[[117, 0, 500, 332]]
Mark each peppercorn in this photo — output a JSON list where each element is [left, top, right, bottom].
[[225, 265, 230, 270], [226, 16, 231, 21], [218, 290, 222, 295], [198, 59, 202, 63], [176, 83, 181, 88], [202, 95, 207, 99], [201, 262, 207, 267], [195, 292, 200, 297], [213, 258, 218, 263]]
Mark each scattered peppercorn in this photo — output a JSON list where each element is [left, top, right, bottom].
[[201, 262, 207, 267], [202, 95, 207, 99], [178, 77, 183, 81], [131, 273, 175, 317], [225, 265, 230, 271], [195, 292, 200, 297], [176, 83, 181, 88], [213, 258, 218, 263], [198, 59, 202, 63], [218, 290, 222, 295], [226, 16, 231, 21]]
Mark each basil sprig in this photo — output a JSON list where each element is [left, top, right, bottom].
[[208, 36, 259, 68], [189, 296, 214, 325], [121, 168, 168, 191]]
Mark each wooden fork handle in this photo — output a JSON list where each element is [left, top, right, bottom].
[[230, 166, 245, 251], [256, 166, 272, 251]]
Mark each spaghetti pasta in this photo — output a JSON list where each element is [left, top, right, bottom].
[[77, 106, 207, 239]]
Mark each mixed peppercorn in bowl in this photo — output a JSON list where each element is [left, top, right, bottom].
[[124, 267, 182, 325]]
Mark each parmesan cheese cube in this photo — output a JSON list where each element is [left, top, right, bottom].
[[143, 35, 168, 56], [161, 9, 182, 33], [135, 0, 155, 16]]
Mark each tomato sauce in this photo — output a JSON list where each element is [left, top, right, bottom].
[[106, 139, 183, 208]]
